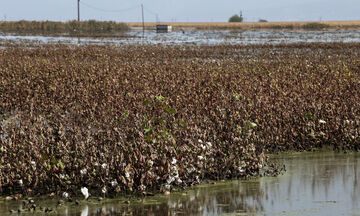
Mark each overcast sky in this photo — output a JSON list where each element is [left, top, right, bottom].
[[1, 0, 359, 22]]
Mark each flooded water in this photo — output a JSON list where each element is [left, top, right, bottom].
[[1, 151, 359, 215], [1, 29, 360, 46]]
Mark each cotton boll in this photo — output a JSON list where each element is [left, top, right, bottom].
[[101, 187, 107, 194], [81, 187, 89, 200], [80, 168, 87, 175], [111, 180, 118, 187], [62, 192, 69, 198], [125, 171, 130, 179]]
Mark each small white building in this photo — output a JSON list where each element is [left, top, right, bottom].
[[156, 25, 172, 33]]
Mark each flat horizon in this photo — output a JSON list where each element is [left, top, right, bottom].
[[1, 20, 360, 23]]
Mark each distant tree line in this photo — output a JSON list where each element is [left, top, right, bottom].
[[228, 11, 269, 23], [0, 20, 129, 35]]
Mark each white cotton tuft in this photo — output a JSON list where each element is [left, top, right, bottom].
[[81, 187, 89, 199], [319, 119, 326, 124], [111, 180, 118, 187], [80, 168, 87, 175], [101, 187, 107, 194]]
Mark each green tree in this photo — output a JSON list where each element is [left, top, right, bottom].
[[229, 11, 243, 22]]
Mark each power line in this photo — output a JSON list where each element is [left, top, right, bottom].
[[143, 6, 160, 22], [143, 7, 158, 16], [80, 2, 141, 13], [78, 2, 161, 23], [76, 2, 162, 23]]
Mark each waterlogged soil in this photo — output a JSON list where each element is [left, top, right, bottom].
[[1, 151, 359, 215], [1, 29, 360, 46]]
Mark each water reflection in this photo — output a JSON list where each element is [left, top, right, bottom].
[[1, 152, 359, 215], [259, 152, 360, 215], [81, 205, 88, 216]]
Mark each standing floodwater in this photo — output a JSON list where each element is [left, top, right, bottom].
[[1, 151, 359, 215], [1, 30, 360, 46]]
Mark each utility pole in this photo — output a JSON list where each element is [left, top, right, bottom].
[[141, 4, 145, 36], [77, 0, 80, 21]]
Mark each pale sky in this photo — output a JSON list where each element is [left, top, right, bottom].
[[1, 0, 359, 22]]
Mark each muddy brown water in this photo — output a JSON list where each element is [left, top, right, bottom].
[[0, 151, 359, 215]]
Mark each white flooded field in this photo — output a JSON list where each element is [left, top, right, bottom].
[[1, 29, 360, 46]]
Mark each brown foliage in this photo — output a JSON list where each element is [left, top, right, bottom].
[[0, 43, 359, 196], [0, 20, 129, 36]]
